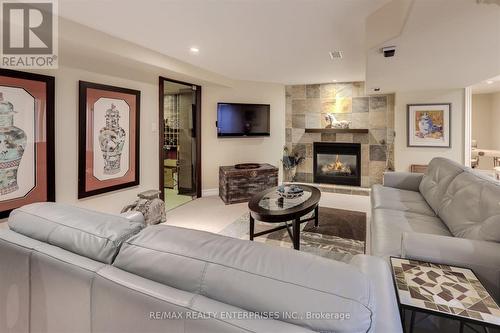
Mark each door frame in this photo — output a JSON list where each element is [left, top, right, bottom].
[[159, 76, 202, 200], [464, 86, 472, 167]]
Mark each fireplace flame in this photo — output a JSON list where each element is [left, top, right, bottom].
[[333, 155, 345, 171], [321, 155, 352, 174]]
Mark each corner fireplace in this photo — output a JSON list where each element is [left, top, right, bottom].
[[313, 142, 361, 186]]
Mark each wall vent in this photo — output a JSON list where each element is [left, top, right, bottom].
[[329, 51, 343, 59]]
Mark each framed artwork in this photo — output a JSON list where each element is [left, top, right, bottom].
[[407, 103, 451, 148], [78, 81, 140, 198], [0, 69, 55, 218]]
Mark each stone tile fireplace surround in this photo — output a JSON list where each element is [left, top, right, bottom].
[[285, 82, 395, 187]]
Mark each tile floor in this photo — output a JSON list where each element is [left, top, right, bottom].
[[164, 188, 193, 211]]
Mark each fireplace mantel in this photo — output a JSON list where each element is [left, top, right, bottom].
[[304, 128, 369, 134]]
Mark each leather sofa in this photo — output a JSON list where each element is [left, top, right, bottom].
[[0, 202, 402, 333], [371, 157, 500, 302]]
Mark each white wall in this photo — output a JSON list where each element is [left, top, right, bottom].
[[202, 81, 285, 191], [394, 89, 465, 171], [36, 66, 159, 213], [27, 66, 285, 212], [472, 94, 493, 149], [11, 19, 286, 213], [22, 70, 284, 213]]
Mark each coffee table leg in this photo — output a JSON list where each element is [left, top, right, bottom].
[[249, 214, 254, 241], [314, 206, 319, 227], [293, 218, 300, 250]]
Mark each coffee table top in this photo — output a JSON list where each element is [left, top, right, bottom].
[[248, 185, 321, 222], [390, 257, 500, 327]]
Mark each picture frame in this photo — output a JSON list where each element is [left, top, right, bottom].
[[78, 81, 140, 199], [0, 69, 55, 218], [407, 103, 451, 148]]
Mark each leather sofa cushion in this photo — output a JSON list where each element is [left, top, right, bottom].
[[94, 266, 313, 333], [114, 225, 375, 333], [8, 203, 144, 264], [419, 157, 465, 214], [439, 171, 500, 242], [371, 184, 435, 216], [371, 208, 451, 258], [0, 228, 107, 333]]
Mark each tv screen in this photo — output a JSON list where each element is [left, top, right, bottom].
[[217, 103, 270, 137]]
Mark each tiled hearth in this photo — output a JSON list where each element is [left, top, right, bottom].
[[285, 82, 395, 187]]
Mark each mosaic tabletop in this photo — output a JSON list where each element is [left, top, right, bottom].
[[391, 257, 500, 327]]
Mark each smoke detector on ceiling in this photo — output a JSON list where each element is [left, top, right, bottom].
[[329, 51, 343, 59]]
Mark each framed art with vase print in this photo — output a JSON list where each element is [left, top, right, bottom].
[[0, 69, 55, 218], [78, 81, 140, 198], [407, 103, 451, 148]]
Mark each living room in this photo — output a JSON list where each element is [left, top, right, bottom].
[[0, 0, 499, 333]]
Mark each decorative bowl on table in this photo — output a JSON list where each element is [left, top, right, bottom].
[[277, 185, 304, 199]]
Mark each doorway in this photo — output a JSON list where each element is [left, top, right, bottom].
[[465, 75, 500, 180], [159, 77, 201, 210]]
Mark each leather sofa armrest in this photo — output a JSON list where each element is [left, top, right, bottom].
[[401, 232, 500, 301], [383, 172, 423, 192], [350, 255, 403, 333]]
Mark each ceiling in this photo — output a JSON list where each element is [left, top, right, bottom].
[[58, 0, 390, 84], [365, 0, 500, 93], [471, 75, 500, 94]]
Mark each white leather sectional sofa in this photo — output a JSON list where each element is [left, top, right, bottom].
[[0, 202, 402, 333], [371, 157, 500, 302]]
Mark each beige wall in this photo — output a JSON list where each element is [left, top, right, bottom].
[[201, 81, 285, 192], [472, 94, 494, 149], [394, 89, 465, 171], [492, 92, 500, 151]]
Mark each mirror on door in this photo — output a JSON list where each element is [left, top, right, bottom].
[[160, 78, 201, 211]]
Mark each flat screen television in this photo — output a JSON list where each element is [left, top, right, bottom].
[[217, 103, 270, 137]]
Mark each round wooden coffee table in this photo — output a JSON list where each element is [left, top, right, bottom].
[[248, 185, 321, 250]]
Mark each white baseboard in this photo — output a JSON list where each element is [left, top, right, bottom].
[[202, 188, 219, 197]]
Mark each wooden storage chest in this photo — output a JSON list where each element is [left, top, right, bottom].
[[219, 164, 278, 204]]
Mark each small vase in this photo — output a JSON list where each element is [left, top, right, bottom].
[[286, 166, 297, 182], [99, 104, 126, 175], [0, 93, 27, 195]]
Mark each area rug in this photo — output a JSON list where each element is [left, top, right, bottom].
[[219, 207, 366, 262]]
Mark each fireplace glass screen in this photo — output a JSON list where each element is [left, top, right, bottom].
[[316, 154, 358, 177], [313, 142, 361, 186]]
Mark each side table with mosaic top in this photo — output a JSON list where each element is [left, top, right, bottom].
[[390, 257, 500, 333]]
